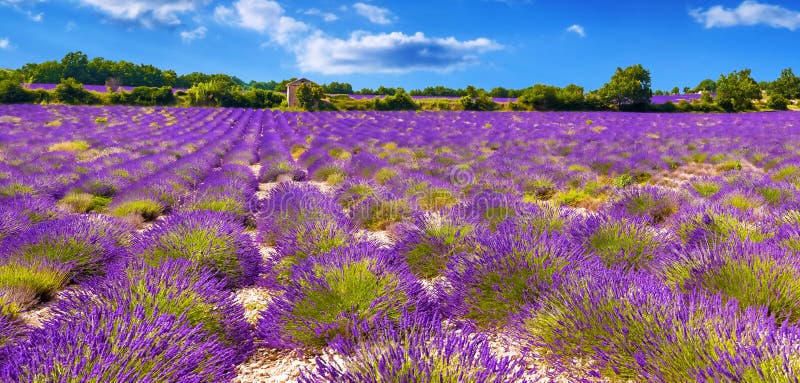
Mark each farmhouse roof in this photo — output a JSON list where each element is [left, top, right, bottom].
[[287, 78, 314, 86]]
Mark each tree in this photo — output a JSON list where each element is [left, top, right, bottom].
[[60, 51, 90, 83], [694, 79, 716, 93], [296, 83, 325, 110], [599, 64, 652, 109], [460, 86, 498, 111], [768, 95, 789, 110], [770, 68, 800, 100], [670, 87, 680, 95], [715, 69, 761, 112]]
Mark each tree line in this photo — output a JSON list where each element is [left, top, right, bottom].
[[1, 51, 798, 112]]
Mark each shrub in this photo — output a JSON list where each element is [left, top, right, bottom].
[[58, 191, 111, 213], [273, 219, 356, 282], [258, 183, 345, 244], [2, 215, 126, 282], [447, 230, 587, 329], [571, 213, 670, 272], [520, 269, 788, 381], [351, 198, 410, 231], [333, 178, 386, 210], [394, 212, 482, 279], [54, 259, 253, 361], [133, 211, 261, 288], [259, 160, 306, 182], [257, 243, 425, 350], [658, 241, 800, 324], [675, 206, 771, 247], [0, 258, 71, 315], [2, 303, 237, 382], [109, 196, 164, 221], [299, 313, 525, 383], [608, 186, 682, 224]]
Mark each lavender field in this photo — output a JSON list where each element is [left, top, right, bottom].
[[2, 104, 800, 382]]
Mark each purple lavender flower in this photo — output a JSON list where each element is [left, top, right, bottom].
[[53, 258, 253, 361], [446, 229, 589, 329], [133, 211, 261, 288], [299, 312, 527, 383], [2, 303, 237, 382], [256, 242, 427, 351]]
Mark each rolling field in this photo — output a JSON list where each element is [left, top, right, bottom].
[[2, 104, 800, 382]]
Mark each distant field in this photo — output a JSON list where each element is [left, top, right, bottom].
[[3, 105, 800, 382]]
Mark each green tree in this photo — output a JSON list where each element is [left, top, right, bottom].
[[694, 79, 716, 93], [670, 86, 680, 95], [60, 51, 90, 83], [599, 64, 652, 109], [715, 69, 761, 112], [460, 85, 499, 111], [769, 68, 800, 99], [296, 83, 325, 110]]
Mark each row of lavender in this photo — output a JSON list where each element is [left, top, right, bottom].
[[3, 106, 800, 381], [0, 105, 267, 380]]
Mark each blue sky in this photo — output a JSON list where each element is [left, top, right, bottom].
[[0, 0, 799, 90]]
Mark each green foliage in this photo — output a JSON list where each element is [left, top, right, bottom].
[[0, 261, 70, 313], [715, 69, 761, 112], [692, 181, 721, 197], [694, 78, 717, 93], [459, 86, 499, 111], [768, 94, 789, 110], [110, 199, 163, 221], [284, 259, 407, 347], [519, 84, 586, 110], [371, 88, 420, 111], [599, 64, 652, 109], [768, 68, 800, 100], [415, 188, 460, 211], [0, 80, 34, 104], [140, 228, 245, 284], [296, 82, 326, 111], [59, 191, 111, 213], [587, 222, 660, 271], [54, 78, 101, 105], [358, 200, 410, 230]]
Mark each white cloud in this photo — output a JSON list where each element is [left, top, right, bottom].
[[690, 1, 800, 30], [296, 31, 502, 75], [353, 2, 392, 25], [1, 0, 44, 21], [0, 38, 10, 50], [180, 26, 207, 42], [304, 8, 338, 22], [76, 0, 207, 27], [215, 0, 308, 44], [566, 24, 585, 37]]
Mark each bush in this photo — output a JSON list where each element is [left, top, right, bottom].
[[133, 211, 261, 288], [0, 258, 71, 315], [658, 241, 800, 324], [394, 212, 482, 279], [608, 186, 682, 224], [54, 259, 253, 361], [54, 78, 100, 105], [3, 215, 126, 282], [447, 230, 588, 329], [257, 243, 426, 350], [571, 213, 672, 271], [520, 269, 789, 381], [768, 94, 789, 110], [0, 81, 34, 104]]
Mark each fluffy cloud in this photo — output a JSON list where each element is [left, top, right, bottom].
[[180, 26, 207, 42], [76, 0, 207, 27], [0, 37, 10, 50], [566, 24, 585, 37], [690, 1, 800, 30], [215, 0, 308, 44], [353, 2, 392, 25], [296, 31, 502, 74], [304, 8, 338, 22]]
